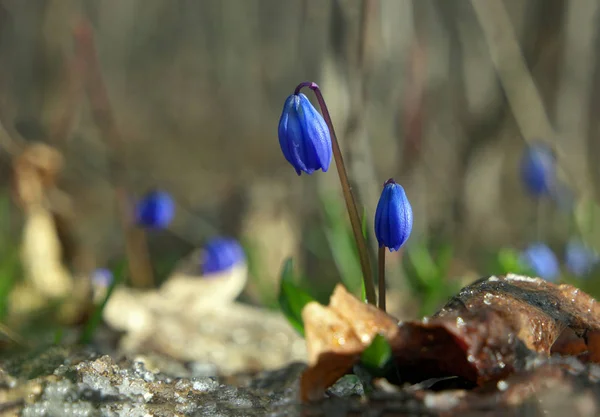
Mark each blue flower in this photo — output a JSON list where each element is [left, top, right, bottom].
[[135, 190, 175, 229], [374, 179, 413, 251], [565, 239, 599, 277], [520, 243, 560, 281], [202, 237, 246, 275], [520, 142, 556, 197], [278, 93, 332, 175], [91, 268, 113, 288]]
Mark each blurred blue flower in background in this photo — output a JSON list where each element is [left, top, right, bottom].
[[91, 268, 114, 303], [520, 243, 560, 281], [278, 93, 332, 175], [135, 190, 175, 229], [374, 179, 413, 252], [92, 268, 114, 288], [202, 237, 246, 276], [565, 239, 599, 277], [520, 142, 556, 197]]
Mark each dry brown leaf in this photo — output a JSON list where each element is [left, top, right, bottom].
[[13, 143, 63, 207], [392, 275, 600, 386], [300, 284, 399, 402], [300, 275, 600, 403], [21, 205, 73, 299], [12, 143, 75, 300]]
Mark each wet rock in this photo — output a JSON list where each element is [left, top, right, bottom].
[[6, 349, 296, 417], [8, 275, 600, 416], [326, 375, 365, 398]]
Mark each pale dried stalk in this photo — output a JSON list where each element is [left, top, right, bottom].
[[555, 1, 600, 202], [469, 1, 591, 198]]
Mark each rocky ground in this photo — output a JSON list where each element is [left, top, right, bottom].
[[2, 344, 600, 417], [5, 274, 600, 416]]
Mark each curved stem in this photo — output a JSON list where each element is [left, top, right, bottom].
[[295, 81, 377, 305], [378, 246, 386, 311]]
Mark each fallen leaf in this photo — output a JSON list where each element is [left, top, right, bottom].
[[20, 205, 73, 299], [300, 274, 600, 402], [13, 143, 63, 208], [300, 285, 399, 402]]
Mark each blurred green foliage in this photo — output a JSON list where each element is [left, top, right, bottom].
[[277, 258, 315, 337], [80, 260, 128, 344], [403, 241, 460, 317], [320, 193, 367, 302], [360, 334, 393, 377], [0, 194, 20, 322]]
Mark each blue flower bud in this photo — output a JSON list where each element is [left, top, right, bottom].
[[520, 142, 556, 197], [135, 190, 175, 229], [374, 179, 413, 251], [202, 237, 246, 276], [520, 243, 560, 281], [565, 239, 599, 277], [278, 93, 332, 175]]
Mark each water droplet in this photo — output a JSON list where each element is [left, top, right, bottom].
[[456, 317, 465, 328], [467, 355, 476, 363], [497, 380, 509, 391], [483, 293, 494, 305]]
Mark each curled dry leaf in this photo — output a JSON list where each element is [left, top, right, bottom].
[[300, 284, 399, 402], [300, 274, 600, 403], [13, 143, 74, 300], [20, 205, 73, 299]]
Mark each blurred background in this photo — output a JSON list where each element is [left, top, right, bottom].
[[2, 0, 600, 348]]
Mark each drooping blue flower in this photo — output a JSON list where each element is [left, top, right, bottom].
[[520, 142, 556, 197], [565, 239, 599, 277], [520, 243, 560, 281], [278, 93, 332, 175], [374, 179, 413, 252], [91, 268, 113, 288], [202, 237, 246, 276], [135, 190, 175, 229]]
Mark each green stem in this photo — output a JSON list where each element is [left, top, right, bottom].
[[378, 246, 386, 311], [295, 81, 376, 305]]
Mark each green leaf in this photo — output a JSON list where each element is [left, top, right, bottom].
[[0, 246, 20, 321], [320, 194, 365, 300], [53, 327, 64, 345], [80, 262, 127, 344], [406, 243, 439, 290], [242, 238, 279, 309], [496, 248, 531, 275], [278, 258, 315, 337], [361, 206, 368, 240], [360, 333, 392, 376], [575, 199, 600, 252], [435, 243, 454, 279]]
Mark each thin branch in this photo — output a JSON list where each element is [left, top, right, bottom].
[[74, 19, 155, 288]]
